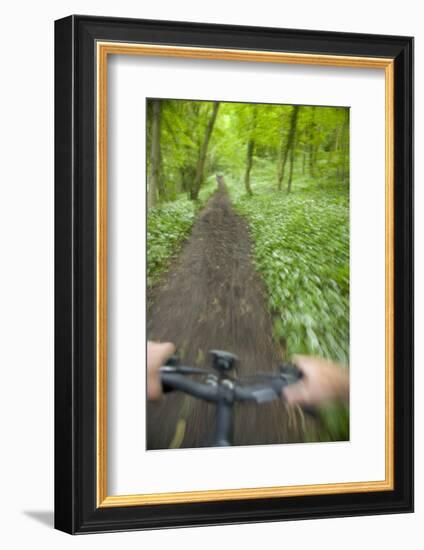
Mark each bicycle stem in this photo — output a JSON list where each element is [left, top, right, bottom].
[[213, 399, 234, 446], [211, 380, 235, 446]]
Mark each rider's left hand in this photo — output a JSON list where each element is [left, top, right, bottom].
[[147, 341, 176, 400]]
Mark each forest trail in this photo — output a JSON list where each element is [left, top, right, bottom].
[[147, 182, 310, 449]]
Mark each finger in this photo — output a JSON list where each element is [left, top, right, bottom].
[[293, 354, 342, 371], [291, 354, 331, 378], [292, 354, 318, 371], [148, 375, 163, 401], [156, 342, 176, 365], [289, 356, 314, 383], [283, 381, 312, 406]]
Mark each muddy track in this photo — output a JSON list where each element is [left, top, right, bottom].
[[147, 183, 312, 449]]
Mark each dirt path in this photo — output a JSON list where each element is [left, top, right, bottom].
[[147, 183, 310, 449]]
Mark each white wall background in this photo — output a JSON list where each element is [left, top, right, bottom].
[[0, 0, 420, 547]]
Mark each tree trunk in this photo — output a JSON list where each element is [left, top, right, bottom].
[[244, 138, 254, 196], [341, 110, 349, 184], [302, 145, 307, 175], [190, 102, 220, 200], [287, 136, 296, 193], [277, 140, 290, 191], [308, 106, 316, 178], [157, 169, 166, 200], [148, 99, 161, 208], [277, 105, 299, 191]]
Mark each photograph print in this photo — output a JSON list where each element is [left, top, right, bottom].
[[146, 98, 350, 450]]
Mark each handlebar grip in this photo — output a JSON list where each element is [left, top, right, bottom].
[[162, 355, 180, 392], [279, 363, 319, 417], [161, 378, 175, 394], [279, 362, 303, 383]]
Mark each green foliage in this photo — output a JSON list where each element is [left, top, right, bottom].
[[147, 99, 350, 361], [228, 176, 350, 440], [147, 183, 215, 289], [228, 181, 349, 366], [210, 103, 349, 191], [147, 99, 350, 441], [317, 402, 350, 441], [147, 99, 221, 202], [147, 99, 349, 202]]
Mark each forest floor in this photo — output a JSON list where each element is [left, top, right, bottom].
[[147, 182, 315, 449]]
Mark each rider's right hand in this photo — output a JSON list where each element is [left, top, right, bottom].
[[147, 341, 176, 401], [282, 355, 349, 407]]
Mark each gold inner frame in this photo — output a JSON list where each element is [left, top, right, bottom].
[[96, 42, 395, 508]]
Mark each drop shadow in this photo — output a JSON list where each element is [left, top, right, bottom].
[[23, 510, 54, 528]]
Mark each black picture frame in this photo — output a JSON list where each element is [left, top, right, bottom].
[[55, 14, 414, 534]]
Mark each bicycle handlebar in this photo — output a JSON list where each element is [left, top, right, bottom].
[[160, 362, 301, 405], [157, 351, 309, 446], [161, 372, 219, 402]]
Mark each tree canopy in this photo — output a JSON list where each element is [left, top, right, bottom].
[[146, 98, 349, 205]]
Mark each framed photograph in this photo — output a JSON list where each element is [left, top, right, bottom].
[[54, 15, 413, 534]]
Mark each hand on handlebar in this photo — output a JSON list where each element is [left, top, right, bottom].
[[147, 342, 349, 409], [147, 341, 175, 400], [282, 355, 349, 407]]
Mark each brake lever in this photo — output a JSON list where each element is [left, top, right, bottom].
[[252, 363, 303, 402], [164, 354, 180, 367], [160, 356, 214, 393], [245, 385, 281, 404], [160, 365, 211, 375]]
